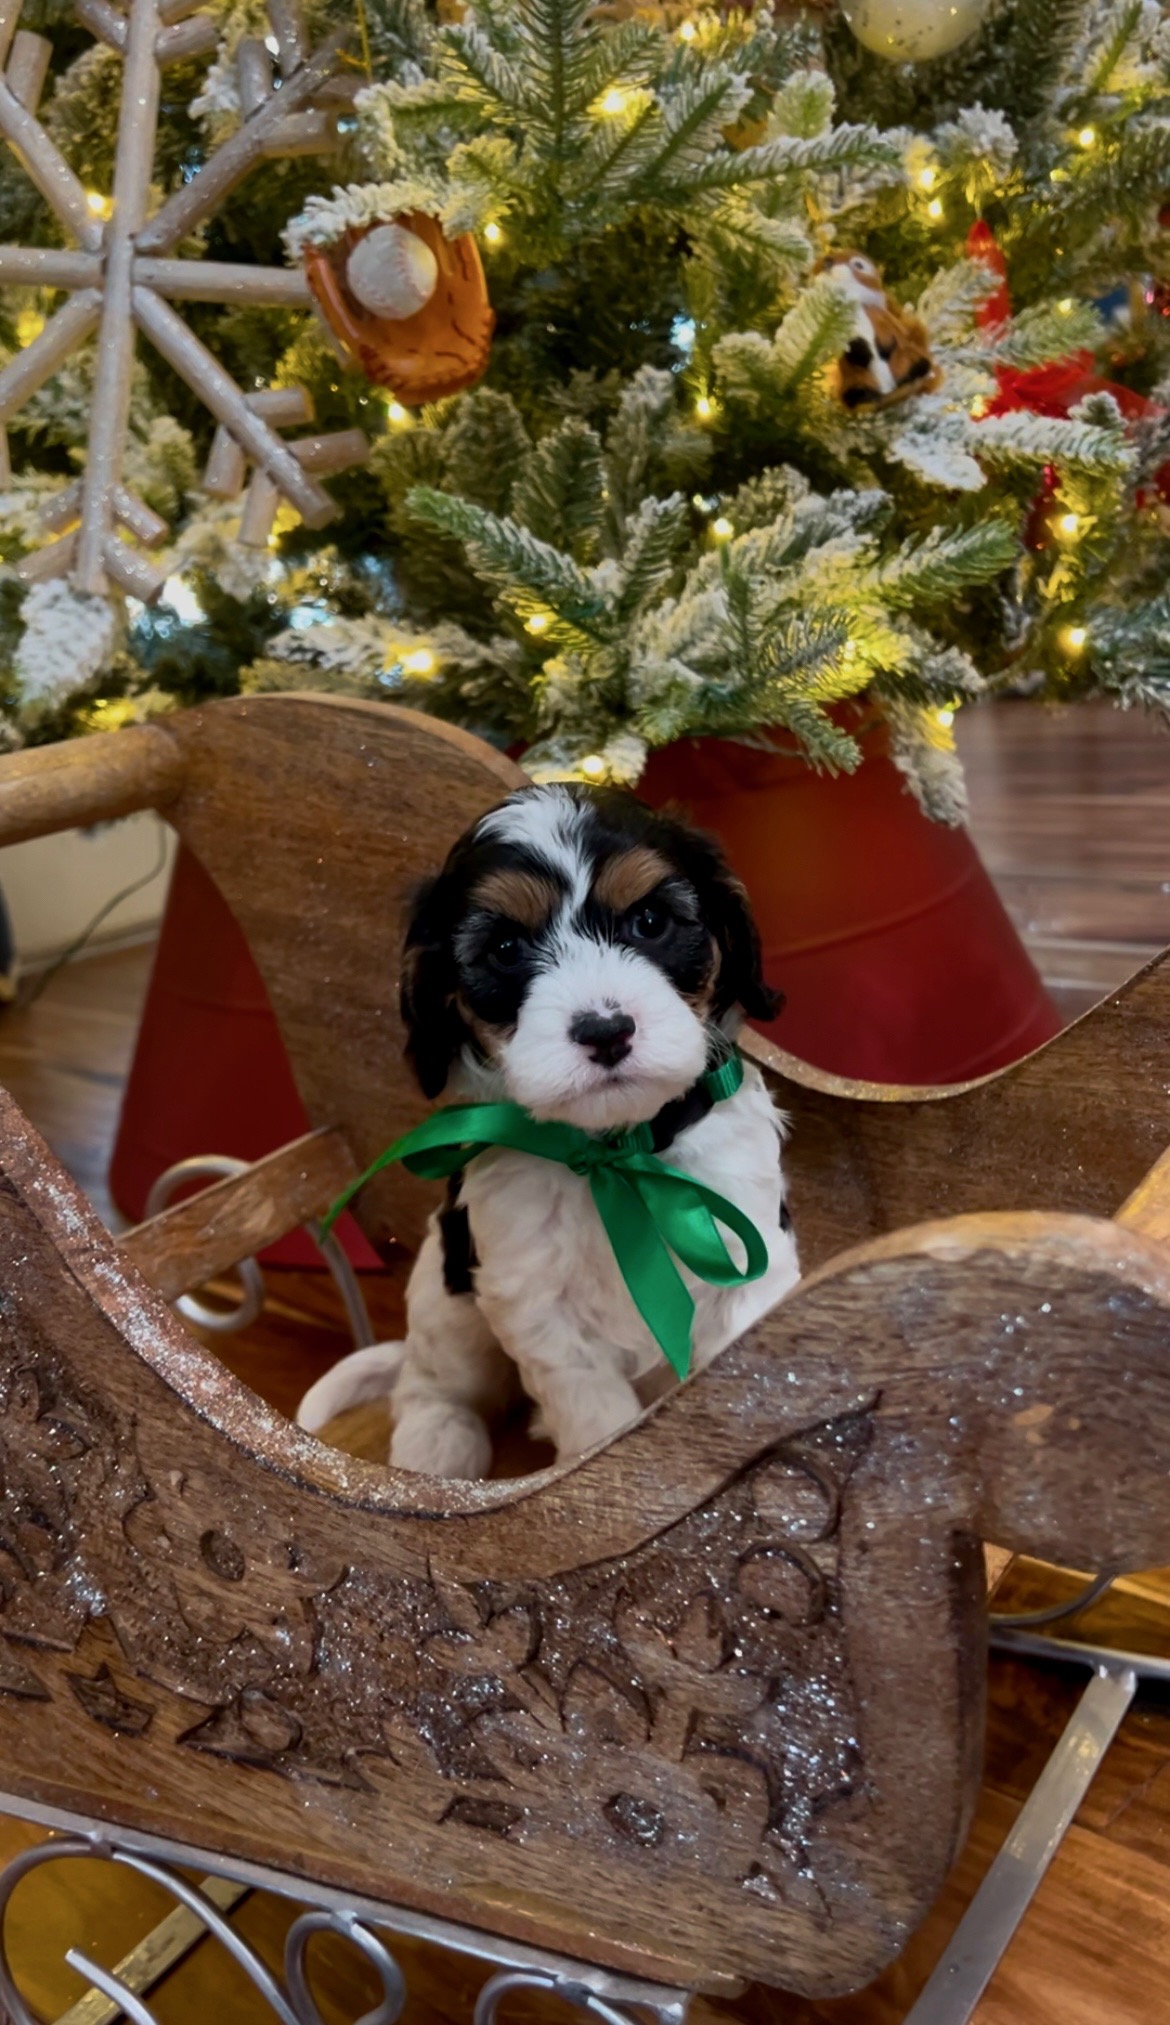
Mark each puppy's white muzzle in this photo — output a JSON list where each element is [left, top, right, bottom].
[[499, 935, 708, 1130]]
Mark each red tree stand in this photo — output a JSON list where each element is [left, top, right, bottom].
[[639, 719, 1060, 1084], [109, 846, 380, 1267], [110, 723, 1060, 1242]]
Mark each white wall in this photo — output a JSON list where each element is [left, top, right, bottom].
[[1, 813, 175, 967]]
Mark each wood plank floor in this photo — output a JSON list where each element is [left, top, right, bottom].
[[2, 698, 1170, 2022], [958, 698, 1170, 1019]]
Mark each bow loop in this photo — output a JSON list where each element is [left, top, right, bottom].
[[322, 1057, 767, 1379]]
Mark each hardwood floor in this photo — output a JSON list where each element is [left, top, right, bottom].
[[958, 697, 1170, 1019], [2, 698, 1170, 2022]]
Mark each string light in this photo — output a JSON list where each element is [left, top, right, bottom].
[[580, 754, 606, 779], [917, 166, 938, 191], [161, 575, 204, 625], [1057, 297, 1074, 314], [695, 395, 713, 420], [525, 612, 550, 634], [1077, 126, 1096, 148], [1063, 625, 1088, 651], [678, 18, 697, 38], [970, 395, 989, 419], [598, 87, 628, 115], [711, 515, 733, 541], [927, 197, 944, 220], [86, 191, 112, 219], [1057, 511, 1081, 538], [484, 221, 503, 245], [935, 707, 955, 728], [403, 648, 435, 675], [386, 399, 410, 425]]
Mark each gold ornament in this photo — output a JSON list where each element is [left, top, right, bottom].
[[840, 0, 992, 60]]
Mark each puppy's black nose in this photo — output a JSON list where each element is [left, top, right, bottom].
[[569, 1009, 636, 1067]]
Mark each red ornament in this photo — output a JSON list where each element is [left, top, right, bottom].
[[1023, 463, 1059, 552], [965, 221, 1168, 530], [967, 220, 1010, 329]]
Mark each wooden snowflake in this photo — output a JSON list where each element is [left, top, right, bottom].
[[0, 0, 368, 601]]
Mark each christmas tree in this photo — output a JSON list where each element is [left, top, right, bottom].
[[2, 0, 1169, 823]]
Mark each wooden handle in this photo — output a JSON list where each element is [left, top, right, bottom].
[[0, 724, 184, 845], [122, 1127, 357, 1301]]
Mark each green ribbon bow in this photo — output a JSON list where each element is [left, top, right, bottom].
[[322, 1054, 767, 1378]]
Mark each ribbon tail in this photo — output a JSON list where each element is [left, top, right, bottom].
[[320, 1143, 408, 1239], [634, 1164, 770, 1288], [591, 1169, 696, 1379], [320, 1108, 501, 1237]]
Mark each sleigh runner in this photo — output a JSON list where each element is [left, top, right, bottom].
[[0, 693, 1169, 2017]]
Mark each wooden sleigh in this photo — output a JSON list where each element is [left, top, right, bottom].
[[2, 691, 1170, 2020]]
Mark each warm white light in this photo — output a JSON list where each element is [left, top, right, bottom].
[[711, 515, 733, 540], [525, 612, 550, 634], [927, 197, 944, 220], [580, 754, 606, 779], [86, 191, 112, 219], [599, 87, 628, 115], [161, 575, 204, 625], [1064, 625, 1088, 650], [1057, 297, 1074, 314], [935, 707, 955, 728], [386, 399, 410, 424], [484, 221, 503, 245], [403, 648, 435, 675], [695, 395, 713, 419], [970, 395, 989, 418], [917, 166, 938, 191], [678, 17, 697, 37], [1077, 126, 1096, 148], [1058, 512, 1081, 537]]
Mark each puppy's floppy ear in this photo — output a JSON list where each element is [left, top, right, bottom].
[[668, 819, 782, 1023], [707, 864, 783, 1023], [399, 875, 470, 1098]]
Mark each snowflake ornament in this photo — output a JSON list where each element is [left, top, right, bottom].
[[0, 0, 368, 604]]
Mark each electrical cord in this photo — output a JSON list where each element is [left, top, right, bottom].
[[15, 817, 171, 1011]]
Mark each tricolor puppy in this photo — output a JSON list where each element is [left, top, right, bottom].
[[296, 784, 800, 1477]]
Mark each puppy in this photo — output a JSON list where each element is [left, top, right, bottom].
[[296, 783, 800, 1477]]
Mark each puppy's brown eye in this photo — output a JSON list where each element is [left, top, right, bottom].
[[628, 902, 668, 943], [488, 926, 527, 970]]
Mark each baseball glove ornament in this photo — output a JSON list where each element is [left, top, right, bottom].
[[304, 212, 495, 407]]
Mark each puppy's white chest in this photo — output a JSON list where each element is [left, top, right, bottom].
[[460, 1067, 798, 1381], [464, 1154, 650, 1363]]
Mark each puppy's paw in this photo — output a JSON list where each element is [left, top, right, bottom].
[[548, 1379, 642, 1460], [390, 1402, 493, 1479]]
